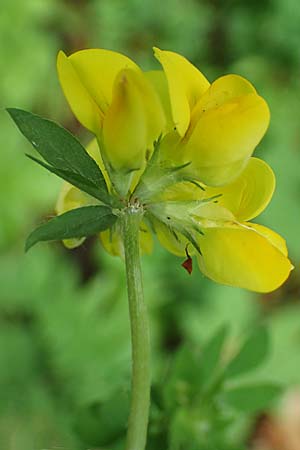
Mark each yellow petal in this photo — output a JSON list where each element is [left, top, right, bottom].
[[139, 222, 154, 255], [100, 228, 124, 257], [55, 182, 90, 249], [152, 179, 203, 203], [102, 69, 148, 171], [69, 49, 139, 109], [197, 222, 292, 293], [145, 70, 173, 132], [55, 139, 110, 250], [85, 138, 111, 190], [204, 157, 275, 221], [86, 138, 143, 194], [157, 129, 182, 164], [103, 68, 164, 171], [154, 219, 189, 257], [154, 47, 210, 136], [182, 75, 270, 186], [244, 222, 288, 257], [192, 74, 257, 117], [100, 221, 153, 256], [56, 183, 91, 214], [57, 51, 102, 133], [57, 49, 139, 132], [193, 203, 235, 225], [134, 71, 166, 149], [150, 157, 275, 225], [55, 137, 108, 216]]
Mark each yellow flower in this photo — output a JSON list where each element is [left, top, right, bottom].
[[151, 157, 292, 292], [153, 48, 270, 186], [57, 50, 165, 193], [56, 139, 153, 255], [56, 47, 292, 293]]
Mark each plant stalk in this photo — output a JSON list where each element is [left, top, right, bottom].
[[122, 206, 151, 450]]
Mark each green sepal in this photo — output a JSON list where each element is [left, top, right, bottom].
[[222, 382, 282, 413], [7, 108, 109, 202], [133, 135, 205, 203], [182, 178, 205, 191], [133, 134, 194, 205], [147, 201, 205, 255], [179, 228, 202, 255], [134, 164, 192, 203], [144, 133, 163, 166], [25, 205, 117, 252]]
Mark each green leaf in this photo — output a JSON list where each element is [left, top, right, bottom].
[[224, 326, 270, 379], [201, 324, 229, 382], [26, 154, 108, 203], [164, 345, 200, 411], [7, 108, 109, 201], [25, 205, 117, 251], [222, 383, 282, 413], [73, 389, 130, 446]]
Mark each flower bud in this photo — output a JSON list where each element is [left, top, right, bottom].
[[102, 68, 165, 171]]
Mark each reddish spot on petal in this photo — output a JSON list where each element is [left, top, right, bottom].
[[181, 257, 193, 275]]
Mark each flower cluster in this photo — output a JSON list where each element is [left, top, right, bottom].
[[56, 47, 292, 293]]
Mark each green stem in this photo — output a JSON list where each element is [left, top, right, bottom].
[[122, 206, 151, 450]]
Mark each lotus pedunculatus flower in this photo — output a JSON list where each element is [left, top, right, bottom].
[[55, 47, 292, 293], [8, 46, 294, 450]]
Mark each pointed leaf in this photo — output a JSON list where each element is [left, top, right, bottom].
[[7, 108, 108, 194], [134, 160, 192, 203], [164, 345, 200, 411], [222, 383, 282, 413], [201, 324, 229, 382], [26, 205, 117, 251], [225, 326, 270, 379], [74, 389, 129, 446]]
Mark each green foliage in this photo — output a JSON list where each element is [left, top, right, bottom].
[[145, 325, 280, 450], [222, 383, 282, 414], [0, 247, 132, 450], [200, 324, 229, 384], [7, 108, 119, 251], [87, 0, 212, 67], [73, 389, 130, 446], [224, 326, 270, 379], [2, 0, 300, 449], [25, 205, 117, 251], [26, 153, 109, 203], [0, 0, 63, 249], [7, 108, 110, 203]]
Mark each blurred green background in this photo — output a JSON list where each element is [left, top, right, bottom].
[[1, 1, 300, 449]]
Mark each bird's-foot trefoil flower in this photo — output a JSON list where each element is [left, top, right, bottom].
[[55, 46, 292, 293], [8, 46, 293, 450]]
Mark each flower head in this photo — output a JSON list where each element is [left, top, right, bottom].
[[55, 47, 292, 292]]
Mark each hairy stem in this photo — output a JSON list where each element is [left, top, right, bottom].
[[122, 206, 151, 450]]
